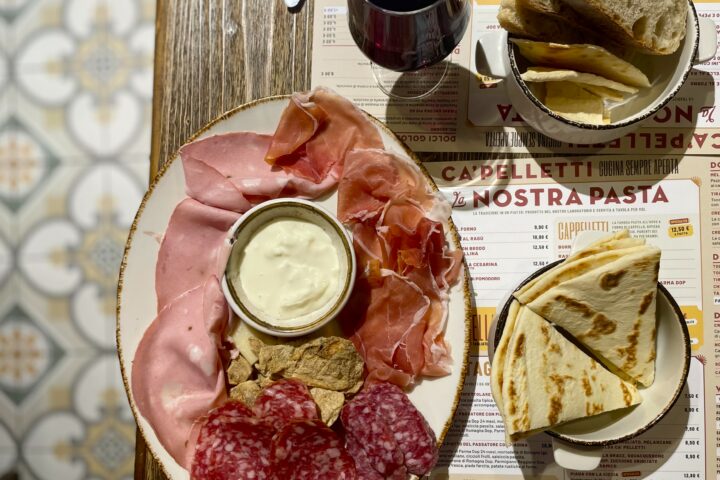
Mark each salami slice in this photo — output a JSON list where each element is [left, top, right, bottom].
[[341, 392, 404, 476], [342, 382, 439, 477], [345, 433, 385, 480], [191, 416, 275, 480], [272, 420, 357, 480], [253, 379, 318, 431], [370, 383, 438, 475], [193, 400, 255, 453]]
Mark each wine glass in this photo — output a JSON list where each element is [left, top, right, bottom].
[[347, 0, 471, 99]]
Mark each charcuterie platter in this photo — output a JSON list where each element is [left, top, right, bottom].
[[117, 90, 471, 479]]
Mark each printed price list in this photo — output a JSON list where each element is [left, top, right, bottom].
[[566, 359, 705, 480], [453, 220, 553, 307], [319, 7, 353, 47]]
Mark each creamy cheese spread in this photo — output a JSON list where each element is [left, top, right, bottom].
[[234, 217, 340, 322]]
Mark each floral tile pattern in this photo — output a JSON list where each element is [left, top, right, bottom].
[[1, 0, 155, 478]]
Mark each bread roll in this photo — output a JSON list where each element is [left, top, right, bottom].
[[559, 0, 688, 55]]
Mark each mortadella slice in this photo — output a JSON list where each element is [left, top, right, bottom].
[[155, 198, 239, 312], [180, 132, 337, 213], [131, 277, 229, 469]]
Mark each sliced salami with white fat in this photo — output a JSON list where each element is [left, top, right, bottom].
[[341, 390, 405, 477], [371, 383, 438, 475], [253, 379, 319, 431], [191, 415, 275, 480], [342, 382, 439, 478], [272, 419, 358, 480]]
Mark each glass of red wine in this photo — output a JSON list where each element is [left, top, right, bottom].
[[347, 0, 470, 99]]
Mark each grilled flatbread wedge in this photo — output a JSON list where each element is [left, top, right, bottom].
[[567, 230, 645, 261], [522, 246, 661, 386], [516, 231, 644, 302], [490, 300, 521, 415], [499, 306, 641, 443]]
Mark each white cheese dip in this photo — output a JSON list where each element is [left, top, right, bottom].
[[235, 217, 340, 321]]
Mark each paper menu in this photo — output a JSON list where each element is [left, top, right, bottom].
[[421, 154, 718, 478], [311, 0, 720, 154]]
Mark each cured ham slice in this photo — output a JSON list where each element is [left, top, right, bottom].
[[155, 198, 239, 313], [265, 88, 384, 183], [337, 148, 463, 385], [379, 201, 462, 376], [349, 271, 431, 387], [132, 277, 229, 469], [337, 149, 439, 224], [180, 132, 337, 213]]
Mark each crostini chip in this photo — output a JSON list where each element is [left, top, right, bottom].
[[257, 336, 364, 393], [544, 81, 608, 125]]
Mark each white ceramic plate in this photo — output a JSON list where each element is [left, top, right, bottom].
[[116, 96, 471, 479]]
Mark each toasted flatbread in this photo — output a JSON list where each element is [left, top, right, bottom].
[[511, 39, 651, 88], [566, 230, 645, 262], [523, 246, 661, 386], [522, 67, 638, 94], [501, 306, 641, 443], [490, 299, 521, 416], [580, 84, 626, 101], [515, 230, 644, 300], [515, 245, 648, 304]]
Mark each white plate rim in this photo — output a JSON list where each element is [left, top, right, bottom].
[[116, 94, 472, 478]]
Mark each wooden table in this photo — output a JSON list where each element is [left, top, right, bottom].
[[140, 1, 511, 477]]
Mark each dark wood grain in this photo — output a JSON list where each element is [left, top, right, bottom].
[[149, 0, 314, 178]]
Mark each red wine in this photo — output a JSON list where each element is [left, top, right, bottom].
[[348, 0, 470, 72], [369, 0, 439, 12]]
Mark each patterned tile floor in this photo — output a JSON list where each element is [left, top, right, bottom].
[[0, 0, 155, 478]]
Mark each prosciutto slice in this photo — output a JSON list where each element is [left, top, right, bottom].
[[349, 271, 430, 387], [155, 198, 239, 313], [180, 132, 337, 213], [337, 149, 463, 385], [378, 201, 462, 376], [131, 277, 229, 469], [265, 88, 384, 183], [337, 149, 439, 224]]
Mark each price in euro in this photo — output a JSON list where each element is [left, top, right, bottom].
[[532, 244, 548, 250], [533, 225, 548, 230]]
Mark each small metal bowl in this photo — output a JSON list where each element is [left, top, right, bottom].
[[221, 198, 356, 338]]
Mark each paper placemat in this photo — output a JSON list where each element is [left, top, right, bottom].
[[311, 0, 720, 154]]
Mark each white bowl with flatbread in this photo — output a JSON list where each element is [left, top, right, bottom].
[[490, 231, 690, 470], [478, 0, 717, 144]]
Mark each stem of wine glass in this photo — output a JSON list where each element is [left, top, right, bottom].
[[370, 61, 449, 100]]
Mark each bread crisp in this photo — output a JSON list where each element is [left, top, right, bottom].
[[558, 0, 688, 55]]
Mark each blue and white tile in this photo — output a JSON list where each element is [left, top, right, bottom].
[[13, 0, 154, 160], [1, 0, 155, 477], [0, 114, 61, 214], [18, 163, 143, 351], [0, 418, 17, 478], [22, 354, 135, 480]]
